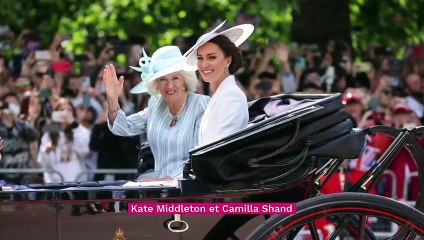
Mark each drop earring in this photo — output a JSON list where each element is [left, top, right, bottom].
[[225, 66, 229, 74]]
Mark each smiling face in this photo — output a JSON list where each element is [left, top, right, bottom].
[[156, 72, 186, 103], [196, 42, 231, 87]]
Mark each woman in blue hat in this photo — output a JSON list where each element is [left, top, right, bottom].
[[103, 46, 210, 181]]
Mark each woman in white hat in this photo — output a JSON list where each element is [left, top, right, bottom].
[[184, 21, 257, 239], [103, 46, 210, 181], [184, 21, 254, 146]]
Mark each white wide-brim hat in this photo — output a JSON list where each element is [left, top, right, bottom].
[[130, 46, 186, 94], [183, 20, 254, 70]]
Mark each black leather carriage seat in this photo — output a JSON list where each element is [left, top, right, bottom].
[[188, 93, 367, 191]]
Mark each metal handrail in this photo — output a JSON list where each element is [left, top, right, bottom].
[[0, 168, 138, 183], [0, 168, 65, 183], [75, 169, 137, 181]]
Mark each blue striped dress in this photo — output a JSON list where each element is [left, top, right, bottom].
[[108, 92, 210, 179]]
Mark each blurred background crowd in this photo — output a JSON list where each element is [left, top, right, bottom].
[[0, 17, 423, 203]]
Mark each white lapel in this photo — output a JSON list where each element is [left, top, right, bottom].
[[199, 75, 235, 143]]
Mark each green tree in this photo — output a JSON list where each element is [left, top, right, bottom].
[[1, 0, 423, 53], [350, 0, 424, 48]]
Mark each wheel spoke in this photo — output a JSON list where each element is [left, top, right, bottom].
[[327, 226, 343, 240], [307, 222, 320, 240], [405, 231, 417, 240], [358, 215, 367, 240], [247, 193, 424, 240], [386, 226, 417, 240], [286, 225, 304, 240]]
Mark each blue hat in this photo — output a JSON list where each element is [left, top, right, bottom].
[[183, 20, 254, 70], [130, 46, 186, 94]]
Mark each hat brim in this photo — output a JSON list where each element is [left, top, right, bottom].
[[183, 21, 226, 58], [393, 108, 411, 113], [183, 24, 254, 70], [392, 105, 412, 114], [130, 59, 184, 94]]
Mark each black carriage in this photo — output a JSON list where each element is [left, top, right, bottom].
[[1, 93, 423, 240]]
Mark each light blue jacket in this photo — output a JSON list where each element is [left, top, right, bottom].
[[109, 93, 210, 179]]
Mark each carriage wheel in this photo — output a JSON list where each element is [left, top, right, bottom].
[[247, 193, 424, 240]]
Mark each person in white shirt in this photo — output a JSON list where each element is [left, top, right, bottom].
[[37, 98, 91, 182], [184, 21, 254, 146]]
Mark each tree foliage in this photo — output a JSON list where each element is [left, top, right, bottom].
[[350, 0, 424, 48], [0, 0, 423, 53]]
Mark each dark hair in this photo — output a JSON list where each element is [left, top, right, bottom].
[[54, 98, 76, 143], [1, 92, 19, 102], [299, 82, 322, 92], [255, 80, 273, 91], [354, 72, 370, 89], [86, 106, 97, 125], [257, 71, 277, 81], [0, 54, 9, 69], [208, 35, 242, 74], [128, 35, 147, 45]]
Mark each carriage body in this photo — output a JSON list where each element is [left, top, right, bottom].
[[1, 93, 423, 239]]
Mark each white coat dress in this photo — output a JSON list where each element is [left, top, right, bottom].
[[199, 75, 248, 146]]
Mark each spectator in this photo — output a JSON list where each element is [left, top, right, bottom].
[[0, 94, 38, 184], [367, 76, 394, 126], [371, 102, 422, 200], [37, 98, 91, 182], [65, 74, 102, 123], [0, 54, 13, 94], [342, 89, 366, 127], [298, 68, 324, 92], [0, 137, 4, 161], [249, 72, 278, 99], [404, 73, 423, 122], [89, 110, 138, 181]]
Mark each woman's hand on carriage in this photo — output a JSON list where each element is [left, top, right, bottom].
[[137, 176, 173, 182]]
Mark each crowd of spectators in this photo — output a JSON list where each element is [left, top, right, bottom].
[[0, 26, 423, 202]]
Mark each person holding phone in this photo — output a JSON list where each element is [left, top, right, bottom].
[[0, 95, 38, 184], [103, 46, 210, 182], [37, 98, 91, 183], [67, 75, 103, 123], [183, 20, 254, 146]]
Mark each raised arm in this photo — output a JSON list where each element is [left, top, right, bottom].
[[103, 64, 124, 125]]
